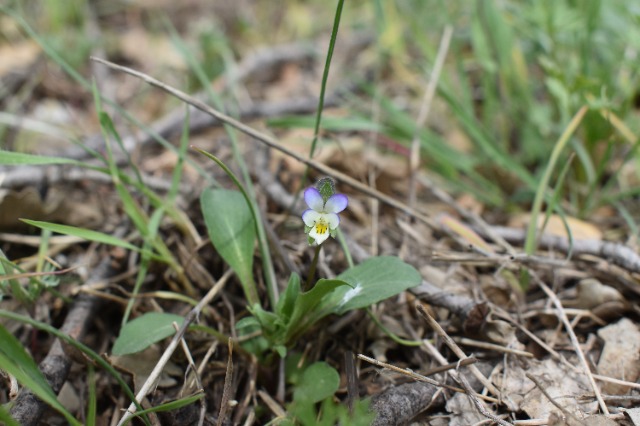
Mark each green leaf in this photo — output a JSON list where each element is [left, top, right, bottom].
[[130, 392, 204, 417], [293, 362, 340, 403], [112, 312, 184, 356], [317, 177, 335, 203], [0, 150, 81, 166], [201, 188, 258, 304], [249, 304, 281, 336], [235, 316, 270, 356], [0, 325, 81, 425], [20, 220, 143, 253], [284, 278, 349, 343], [0, 404, 20, 426], [267, 115, 381, 132], [328, 256, 421, 314], [275, 273, 301, 321]]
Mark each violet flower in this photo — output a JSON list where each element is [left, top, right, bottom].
[[302, 186, 348, 245]]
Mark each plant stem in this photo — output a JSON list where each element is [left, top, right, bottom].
[[304, 245, 322, 291]]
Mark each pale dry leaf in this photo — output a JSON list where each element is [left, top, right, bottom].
[[625, 407, 640, 426], [548, 412, 617, 426], [58, 382, 81, 414], [597, 318, 640, 394], [445, 392, 485, 426], [438, 214, 495, 254], [263, 62, 310, 101], [455, 193, 483, 215], [443, 127, 473, 154], [508, 214, 603, 240], [141, 149, 199, 182], [0, 40, 40, 76], [482, 315, 516, 346], [119, 29, 186, 70], [0, 187, 104, 230], [576, 278, 624, 310], [583, 415, 619, 426], [0, 188, 46, 230], [109, 346, 181, 393], [495, 358, 596, 420]]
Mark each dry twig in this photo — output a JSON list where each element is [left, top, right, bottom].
[[91, 57, 440, 231], [532, 274, 610, 416], [408, 26, 453, 209], [117, 269, 233, 426], [482, 225, 640, 275], [217, 339, 235, 426], [416, 304, 514, 426]]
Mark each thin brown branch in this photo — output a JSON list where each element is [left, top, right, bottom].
[[532, 273, 610, 416], [420, 339, 514, 426], [408, 26, 453, 209], [117, 269, 233, 426], [481, 225, 640, 275], [217, 339, 234, 426], [415, 304, 501, 397], [90, 56, 439, 231], [525, 372, 583, 425], [358, 354, 491, 399]]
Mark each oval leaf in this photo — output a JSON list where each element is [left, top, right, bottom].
[[201, 188, 257, 303], [327, 256, 422, 314], [294, 362, 340, 403], [112, 312, 184, 356]]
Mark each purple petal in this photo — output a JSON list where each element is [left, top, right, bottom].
[[304, 187, 324, 211], [324, 193, 348, 214], [302, 209, 321, 227]]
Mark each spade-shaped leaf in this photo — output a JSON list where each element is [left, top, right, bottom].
[[112, 312, 184, 356], [293, 362, 340, 403], [324, 256, 422, 315], [201, 188, 258, 304]]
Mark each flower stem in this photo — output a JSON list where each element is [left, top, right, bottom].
[[304, 245, 322, 291]]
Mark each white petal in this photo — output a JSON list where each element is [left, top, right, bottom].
[[304, 187, 324, 211], [302, 209, 321, 227], [326, 213, 340, 230], [324, 193, 348, 213], [309, 224, 330, 245]]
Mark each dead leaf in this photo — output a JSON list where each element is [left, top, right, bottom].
[[583, 415, 619, 426], [445, 393, 485, 425], [455, 193, 483, 216], [0, 187, 104, 230], [119, 29, 186, 70], [109, 346, 181, 393], [495, 358, 596, 420], [438, 214, 495, 254], [508, 214, 603, 240], [548, 412, 618, 426], [597, 318, 640, 394], [625, 407, 640, 426], [58, 381, 81, 414], [576, 278, 625, 312], [0, 40, 40, 77]]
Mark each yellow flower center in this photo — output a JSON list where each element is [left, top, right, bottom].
[[315, 220, 329, 235]]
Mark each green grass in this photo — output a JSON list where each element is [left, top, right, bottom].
[[268, 0, 640, 228], [2, 0, 640, 422]]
